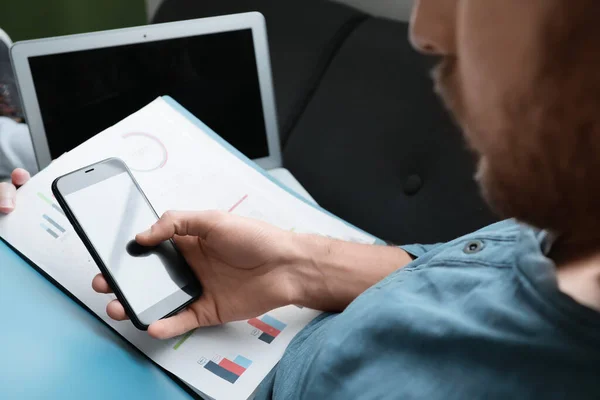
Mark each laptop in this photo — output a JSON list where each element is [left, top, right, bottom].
[[10, 12, 314, 202]]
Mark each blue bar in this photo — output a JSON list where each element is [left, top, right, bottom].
[[204, 361, 238, 384], [233, 355, 252, 369], [40, 223, 58, 239], [258, 333, 275, 344], [43, 214, 65, 233], [52, 204, 66, 216], [261, 314, 287, 331]]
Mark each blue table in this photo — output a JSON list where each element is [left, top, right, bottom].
[[0, 240, 194, 399]]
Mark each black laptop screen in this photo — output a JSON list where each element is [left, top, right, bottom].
[[28, 29, 269, 160]]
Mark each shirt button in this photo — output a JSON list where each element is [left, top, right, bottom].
[[464, 240, 484, 254]]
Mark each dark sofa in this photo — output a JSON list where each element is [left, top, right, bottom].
[[153, 0, 497, 245]]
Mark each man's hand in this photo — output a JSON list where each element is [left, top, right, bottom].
[[0, 168, 30, 213], [92, 210, 302, 339], [92, 210, 412, 340]]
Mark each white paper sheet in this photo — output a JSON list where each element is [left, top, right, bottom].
[[0, 98, 376, 400]]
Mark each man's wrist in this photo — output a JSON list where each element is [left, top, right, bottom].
[[281, 233, 412, 312], [285, 233, 330, 308], [275, 233, 325, 308]]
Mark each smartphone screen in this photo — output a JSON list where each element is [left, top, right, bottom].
[[54, 158, 201, 328]]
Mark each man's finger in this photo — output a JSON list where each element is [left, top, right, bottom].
[[11, 168, 30, 187], [136, 210, 226, 246], [92, 273, 113, 294], [106, 300, 129, 321], [147, 308, 200, 339], [0, 182, 16, 213]]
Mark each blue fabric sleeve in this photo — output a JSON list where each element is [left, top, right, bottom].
[[255, 313, 337, 400], [399, 243, 444, 258]]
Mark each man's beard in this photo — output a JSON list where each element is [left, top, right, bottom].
[[432, 56, 600, 261], [432, 57, 536, 220], [432, 57, 553, 229], [431, 57, 483, 156], [431, 57, 462, 124], [431, 58, 490, 198]]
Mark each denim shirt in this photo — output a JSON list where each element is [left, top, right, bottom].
[[255, 220, 600, 399]]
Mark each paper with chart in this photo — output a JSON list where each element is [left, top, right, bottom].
[[0, 98, 376, 400]]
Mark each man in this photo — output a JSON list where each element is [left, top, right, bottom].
[[2, 1, 599, 398]]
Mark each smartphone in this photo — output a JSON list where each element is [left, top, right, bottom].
[[52, 158, 202, 330]]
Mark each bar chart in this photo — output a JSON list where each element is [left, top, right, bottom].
[[38, 192, 65, 216], [248, 314, 287, 344], [37, 192, 67, 239], [199, 354, 252, 384]]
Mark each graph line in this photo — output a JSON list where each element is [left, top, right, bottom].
[[37, 192, 53, 205], [173, 329, 195, 350], [228, 194, 249, 213]]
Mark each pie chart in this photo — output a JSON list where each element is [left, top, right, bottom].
[[121, 132, 168, 172]]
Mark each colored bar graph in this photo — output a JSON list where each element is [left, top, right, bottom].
[[204, 355, 252, 384], [259, 332, 275, 344], [219, 358, 246, 376], [43, 214, 65, 233], [261, 314, 287, 331], [52, 204, 66, 216], [248, 318, 281, 337], [40, 223, 59, 239], [204, 361, 239, 384], [248, 314, 288, 344], [38, 192, 65, 215], [233, 355, 252, 369]]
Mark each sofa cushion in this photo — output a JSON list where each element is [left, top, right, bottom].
[[283, 18, 497, 244], [153, 0, 365, 145]]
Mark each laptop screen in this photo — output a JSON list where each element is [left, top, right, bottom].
[[28, 29, 269, 160]]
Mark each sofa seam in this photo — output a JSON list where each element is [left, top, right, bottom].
[[281, 14, 370, 150]]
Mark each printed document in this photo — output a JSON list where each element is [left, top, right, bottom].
[[0, 98, 376, 400]]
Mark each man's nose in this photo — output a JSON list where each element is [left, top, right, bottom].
[[409, 0, 457, 56]]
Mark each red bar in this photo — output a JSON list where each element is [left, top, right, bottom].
[[228, 194, 248, 212], [218, 358, 246, 376], [248, 318, 281, 337]]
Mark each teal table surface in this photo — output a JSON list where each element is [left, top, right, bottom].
[[0, 240, 193, 399]]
